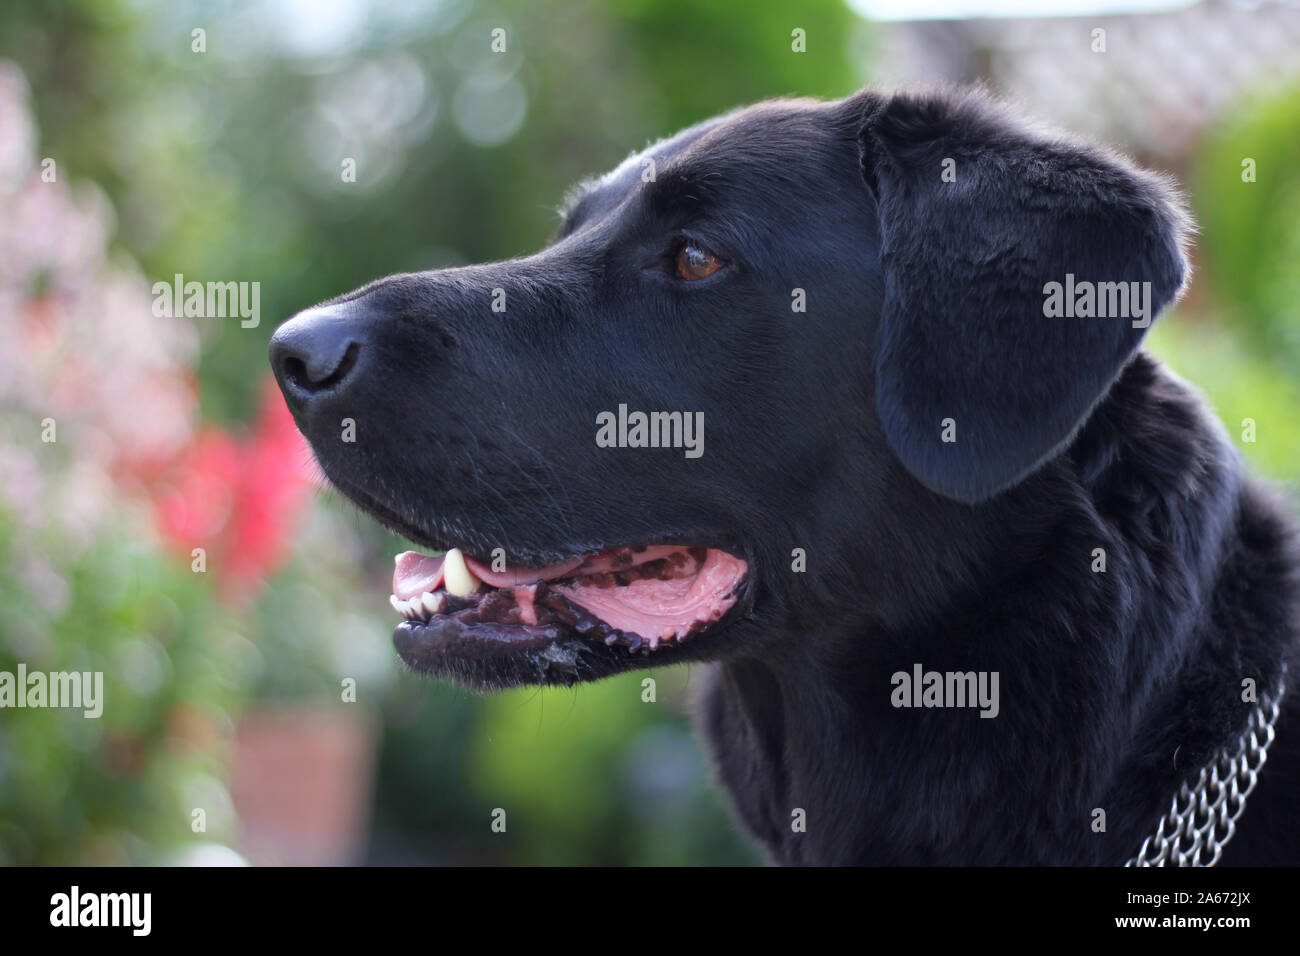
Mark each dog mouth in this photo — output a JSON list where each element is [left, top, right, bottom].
[[389, 544, 748, 662]]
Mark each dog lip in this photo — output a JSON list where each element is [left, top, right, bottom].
[[394, 616, 572, 658]]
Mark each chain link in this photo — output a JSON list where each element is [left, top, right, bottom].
[[1126, 669, 1286, 867]]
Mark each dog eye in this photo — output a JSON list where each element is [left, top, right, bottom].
[[675, 243, 723, 281]]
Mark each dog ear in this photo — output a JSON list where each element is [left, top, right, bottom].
[[857, 89, 1191, 503]]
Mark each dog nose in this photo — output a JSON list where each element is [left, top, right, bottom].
[[270, 300, 366, 410]]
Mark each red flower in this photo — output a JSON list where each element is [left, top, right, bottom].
[[153, 376, 315, 604]]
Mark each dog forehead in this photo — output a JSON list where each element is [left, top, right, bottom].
[[568, 115, 728, 218], [571, 99, 837, 222]]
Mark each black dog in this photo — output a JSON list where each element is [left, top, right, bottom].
[[270, 87, 1300, 866]]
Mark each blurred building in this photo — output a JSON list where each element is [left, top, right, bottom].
[[867, 0, 1300, 158]]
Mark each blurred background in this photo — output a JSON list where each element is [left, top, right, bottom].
[[0, 0, 1297, 865]]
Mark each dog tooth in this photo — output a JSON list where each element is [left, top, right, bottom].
[[422, 591, 446, 615], [443, 548, 481, 597]]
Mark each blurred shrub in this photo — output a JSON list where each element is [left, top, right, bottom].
[[0, 64, 247, 859], [1145, 81, 1300, 493], [1192, 84, 1300, 367], [1148, 317, 1300, 489]]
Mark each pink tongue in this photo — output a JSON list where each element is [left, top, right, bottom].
[[393, 551, 445, 600], [555, 550, 747, 643]]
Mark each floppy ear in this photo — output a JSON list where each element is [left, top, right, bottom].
[[858, 89, 1191, 503]]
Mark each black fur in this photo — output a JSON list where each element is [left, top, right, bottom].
[[863, 89, 1190, 503], [271, 88, 1300, 865]]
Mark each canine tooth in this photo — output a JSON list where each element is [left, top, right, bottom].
[[443, 548, 481, 597], [422, 591, 446, 615]]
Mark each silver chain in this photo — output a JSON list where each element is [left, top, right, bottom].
[[1126, 669, 1286, 867]]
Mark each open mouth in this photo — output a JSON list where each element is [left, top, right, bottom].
[[389, 544, 748, 662]]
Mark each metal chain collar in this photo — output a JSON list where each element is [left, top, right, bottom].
[[1126, 669, 1287, 867]]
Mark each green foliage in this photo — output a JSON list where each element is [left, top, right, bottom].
[[1149, 316, 1300, 490], [1165, 83, 1300, 492], [600, 0, 858, 130], [469, 669, 759, 865], [1192, 85, 1300, 369], [0, 507, 248, 864]]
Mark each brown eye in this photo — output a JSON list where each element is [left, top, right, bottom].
[[675, 243, 723, 281]]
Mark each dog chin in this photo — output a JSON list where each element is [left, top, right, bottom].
[[393, 621, 674, 689]]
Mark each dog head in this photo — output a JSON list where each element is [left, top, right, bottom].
[[270, 88, 1189, 689]]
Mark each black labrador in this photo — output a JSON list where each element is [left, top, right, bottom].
[[270, 87, 1300, 866]]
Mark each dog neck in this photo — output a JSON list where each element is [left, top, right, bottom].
[[698, 354, 1297, 865]]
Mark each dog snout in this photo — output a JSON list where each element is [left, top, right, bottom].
[[270, 300, 369, 412]]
